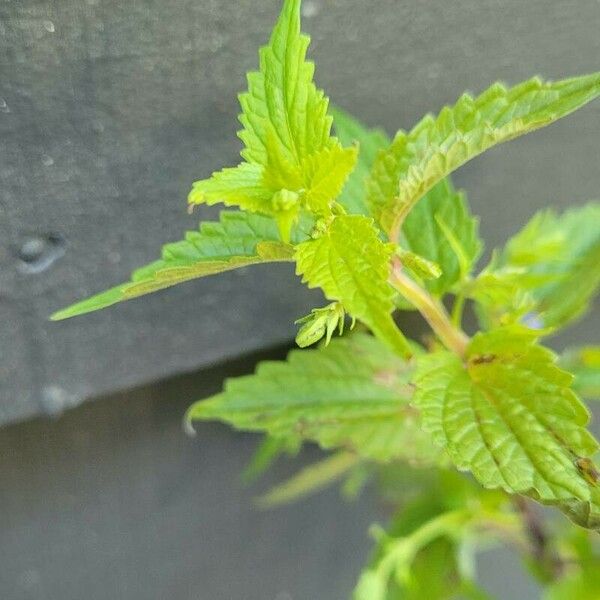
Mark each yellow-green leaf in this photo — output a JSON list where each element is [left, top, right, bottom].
[[189, 1, 355, 222], [256, 452, 358, 508], [560, 347, 600, 401], [473, 202, 600, 329], [368, 73, 600, 235], [413, 326, 600, 530], [401, 178, 482, 296], [301, 143, 358, 213], [332, 107, 390, 215], [188, 333, 438, 464], [188, 163, 272, 212], [238, 0, 332, 166], [52, 212, 300, 320], [295, 215, 412, 357]]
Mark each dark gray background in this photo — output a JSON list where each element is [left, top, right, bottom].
[[1, 0, 598, 598]]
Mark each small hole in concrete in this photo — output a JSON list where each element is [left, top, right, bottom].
[[15, 233, 67, 274]]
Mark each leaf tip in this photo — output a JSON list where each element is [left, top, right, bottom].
[[183, 411, 198, 437], [49, 305, 82, 321]]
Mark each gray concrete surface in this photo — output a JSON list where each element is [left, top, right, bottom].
[[0, 350, 381, 600], [1, 0, 599, 424], [0, 348, 542, 600]]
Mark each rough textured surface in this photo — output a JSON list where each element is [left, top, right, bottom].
[[1, 0, 599, 424]]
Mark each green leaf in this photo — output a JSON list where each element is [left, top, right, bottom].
[[544, 563, 600, 600], [332, 107, 390, 215], [560, 347, 600, 401], [355, 469, 508, 600], [413, 326, 600, 530], [187, 333, 439, 464], [474, 203, 600, 330], [188, 163, 273, 212], [295, 215, 412, 357], [262, 139, 358, 215], [295, 302, 347, 348], [354, 509, 483, 600], [301, 142, 358, 213], [467, 259, 535, 328], [401, 179, 482, 296], [241, 435, 300, 484], [396, 249, 442, 282], [368, 73, 600, 235], [238, 0, 332, 167], [542, 527, 600, 598], [189, 1, 356, 227], [52, 212, 301, 320], [255, 451, 358, 508]]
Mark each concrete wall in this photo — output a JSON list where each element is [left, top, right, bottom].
[[0, 351, 378, 599]]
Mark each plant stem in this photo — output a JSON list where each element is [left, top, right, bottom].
[[374, 507, 524, 589], [451, 291, 466, 328], [376, 510, 472, 584], [388, 204, 412, 245], [512, 496, 565, 583], [390, 257, 470, 357]]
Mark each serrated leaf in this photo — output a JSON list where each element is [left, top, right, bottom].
[[474, 202, 600, 329], [238, 0, 332, 166], [368, 73, 600, 235], [401, 179, 482, 296], [332, 107, 390, 215], [355, 469, 507, 600], [560, 347, 600, 401], [188, 163, 273, 212], [189, 1, 355, 224], [295, 215, 412, 357], [354, 508, 482, 600], [52, 212, 301, 320], [187, 333, 439, 464], [413, 326, 600, 530], [261, 132, 304, 192], [301, 142, 358, 213]]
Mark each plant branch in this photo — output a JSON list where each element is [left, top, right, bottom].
[[390, 256, 470, 357], [388, 203, 412, 245], [376, 510, 472, 584], [512, 496, 565, 584], [451, 291, 467, 328]]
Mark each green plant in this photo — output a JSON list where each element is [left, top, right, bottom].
[[53, 0, 600, 596]]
